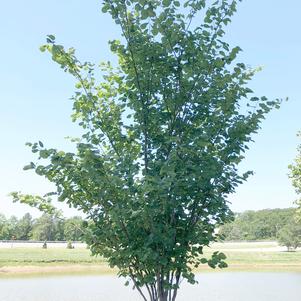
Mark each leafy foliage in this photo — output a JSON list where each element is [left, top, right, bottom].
[[30, 214, 65, 241], [10, 192, 59, 217], [289, 132, 301, 220], [13, 0, 280, 300], [0, 213, 85, 242], [277, 221, 301, 251], [14, 213, 33, 240], [219, 208, 296, 241], [0, 215, 18, 240], [64, 216, 86, 241]]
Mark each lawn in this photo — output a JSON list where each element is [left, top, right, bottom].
[[0, 247, 102, 266], [0, 242, 300, 275]]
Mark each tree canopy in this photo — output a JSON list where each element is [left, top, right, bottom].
[[219, 208, 296, 241], [277, 221, 301, 251], [289, 132, 301, 220], [0, 213, 84, 241], [12, 0, 280, 300]]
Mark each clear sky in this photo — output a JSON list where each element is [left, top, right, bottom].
[[0, 0, 300, 217]]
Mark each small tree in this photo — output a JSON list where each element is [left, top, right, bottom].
[[289, 132, 301, 220], [0, 214, 10, 240], [64, 216, 85, 241], [7, 216, 18, 241], [15, 213, 33, 240], [31, 214, 63, 241], [12, 0, 280, 300], [67, 240, 74, 249], [42, 241, 47, 249], [277, 222, 301, 251]]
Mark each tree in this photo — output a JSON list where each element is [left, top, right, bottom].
[[0, 213, 33, 240], [277, 221, 301, 251], [219, 208, 296, 241], [6, 216, 18, 240], [15, 213, 33, 240], [31, 214, 64, 241], [289, 132, 301, 220], [64, 216, 85, 241], [0, 214, 9, 240], [12, 0, 280, 300]]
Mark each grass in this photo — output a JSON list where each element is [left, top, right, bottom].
[[0, 248, 103, 266], [0, 247, 112, 277], [202, 242, 301, 272], [0, 242, 300, 275], [202, 250, 301, 272], [212, 242, 277, 249]]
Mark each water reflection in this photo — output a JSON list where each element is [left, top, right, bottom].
[[0, 272, 300, 301]]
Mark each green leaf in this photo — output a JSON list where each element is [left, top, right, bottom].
[[218, 252, 226, 260], [46, 34, 55, 43], [23, 162, 35, 170], [162, 0, 171, 7], [147, 7, 155, 17], [39, 45, 47, 52], [200, 258, 208, 264]]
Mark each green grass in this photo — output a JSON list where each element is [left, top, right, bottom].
[[0, 248, 103, 266], [205, 250, 301, 266], [212, 242, 276, 249], [0, 243, 300, 274], [200, 246, 301, 272]]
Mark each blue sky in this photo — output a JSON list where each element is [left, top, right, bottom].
[[0, 0, 300, 217]]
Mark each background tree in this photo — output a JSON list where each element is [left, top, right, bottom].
[[31, 214, 64, 241], [15, 213, 33, 240], [0, 213, 85, 241], [6, 216, 18, 240], [12, 0, 280, 300], [289, 131, 301, 220], [219, 208, 295, 241], [277, 221, 301, 251], [0, 214, 9, 240], [64, 216, 85, 241]]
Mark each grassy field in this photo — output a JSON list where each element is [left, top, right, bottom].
[[0, 242, 300, 275], [0, 247, 102, 266], [204, 250, 301, 272]]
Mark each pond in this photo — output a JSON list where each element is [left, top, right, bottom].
[[0, 272, 300, 301]]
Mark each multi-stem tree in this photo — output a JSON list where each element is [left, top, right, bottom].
[[12, 0, 280, 300]]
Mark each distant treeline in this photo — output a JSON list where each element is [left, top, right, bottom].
[[1, 208, 298, 243], [0, 213, 85, 241], [219, 208, 296, 241]]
